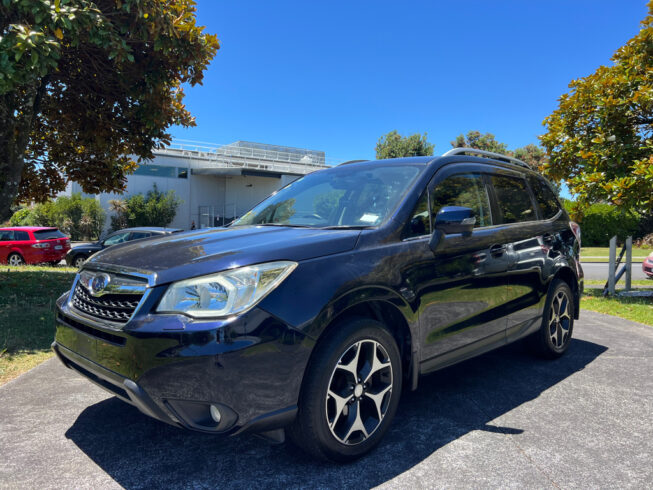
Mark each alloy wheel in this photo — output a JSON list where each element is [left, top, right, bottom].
[[325, 339, 393, 445], [549, 290, 571, 348], [8, 254, 24, 266]]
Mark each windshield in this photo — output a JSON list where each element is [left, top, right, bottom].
[[232, 164, 422, 228]]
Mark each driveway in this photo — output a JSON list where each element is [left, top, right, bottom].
[[0, 311, 651, 489]]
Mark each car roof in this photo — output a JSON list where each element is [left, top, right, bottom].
[[338, 152, 539, 177], [0, 226, 59, 232], [111, 227, 182, 233]]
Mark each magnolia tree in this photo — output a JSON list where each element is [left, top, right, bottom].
[[540, 3, 653, 212], [0, 0, 219, 222]]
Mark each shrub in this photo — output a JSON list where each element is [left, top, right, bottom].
[[576, 203, 641, 246], [7, 194, 105, 241], [110, 185, 181, 231]]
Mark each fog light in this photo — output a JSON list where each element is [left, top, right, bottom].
[[209, 404, 222, 424]]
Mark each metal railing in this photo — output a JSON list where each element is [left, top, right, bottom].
[[154, 140, 337, 175]]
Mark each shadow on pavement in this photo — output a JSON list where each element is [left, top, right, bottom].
[[65, 338, 607, 489]]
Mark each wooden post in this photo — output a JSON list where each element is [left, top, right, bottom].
[[625, 236, 632, 291], [608, 236, 617, 295]]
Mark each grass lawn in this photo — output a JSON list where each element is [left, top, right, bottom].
[[581, 246, 652, 262], [582, 289, 653, 326], [584, 279, 653, 287], [0, 265, 77, 385]]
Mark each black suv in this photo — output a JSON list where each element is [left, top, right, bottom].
[[65, 227, 182, 268], [53, 149, 583, 462]]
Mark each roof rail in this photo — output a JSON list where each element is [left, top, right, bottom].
[[442, 147, 530, 169], [338, 159, 369, 166]]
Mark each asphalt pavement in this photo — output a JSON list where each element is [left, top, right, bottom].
[[581, 261, 648, 281], [1, 310, 652, 489]]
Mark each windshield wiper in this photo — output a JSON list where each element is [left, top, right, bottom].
[[256, 223, 315, 228], [319, 225, 373, 230]]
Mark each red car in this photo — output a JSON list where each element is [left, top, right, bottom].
[[643, 252, 653, 278], [0, 226, 71, 266]]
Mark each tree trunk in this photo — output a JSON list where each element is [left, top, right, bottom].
[[0, 82, 43, 223]]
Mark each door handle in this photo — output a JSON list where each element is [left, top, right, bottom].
[[490, 244, 506, 256]]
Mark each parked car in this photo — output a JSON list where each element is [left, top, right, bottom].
[[53, 148, 583, 462], [642, 252, 653, 278], [0, 226, 70, 266], [65, 227, 182, 268]]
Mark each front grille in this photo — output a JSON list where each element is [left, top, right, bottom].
[[71, 282, 143, 324]]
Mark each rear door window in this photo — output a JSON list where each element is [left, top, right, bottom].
[[0, 230, 15, 241], [527, 175, 561, 220], [490, 175, 537, 224], [33, 229, 66, 240]]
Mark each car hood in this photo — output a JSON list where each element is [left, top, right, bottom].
[[86, 226, 361, 286], [70, 243, 102, 254]]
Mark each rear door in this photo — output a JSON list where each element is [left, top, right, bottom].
[[487, 171, 548, 338], [12, 230, 32, 260], [416, 163, 515, 368]]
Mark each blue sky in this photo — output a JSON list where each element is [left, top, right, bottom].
[[170, 0, 648, 163]]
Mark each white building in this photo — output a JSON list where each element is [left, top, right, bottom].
[[69, 140, 329, 231]]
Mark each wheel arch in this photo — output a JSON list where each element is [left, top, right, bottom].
[[551, 266, 580, 319], [7, 250, 25, 264], [302, 287, 419, 394]]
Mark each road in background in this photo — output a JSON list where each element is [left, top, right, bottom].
[[581, 261, 648, 281]]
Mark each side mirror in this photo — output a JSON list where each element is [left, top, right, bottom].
[[435, 206, 476, 235]]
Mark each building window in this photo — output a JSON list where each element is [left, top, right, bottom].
[[133, 164, 177, 178], [177, 167, 188, 179]]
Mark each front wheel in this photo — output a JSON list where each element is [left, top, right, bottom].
[[530, 279, 574, 358], [73, 256, 87, 268], [289, 318, 402, 462]]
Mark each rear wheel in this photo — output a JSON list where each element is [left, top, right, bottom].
[[289, 318, 402, 462], [8, 253, 24, 266], [530, 279, 574, 358]]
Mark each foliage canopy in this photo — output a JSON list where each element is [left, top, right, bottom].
[[9, 193, 106, 240], [376, 130, 434, 159], [110, 185, 181, 230], [540, 3, 653, 212], [0, 0, 219, 222]]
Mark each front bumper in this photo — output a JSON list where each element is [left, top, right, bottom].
[[53, 292, 312, 435]]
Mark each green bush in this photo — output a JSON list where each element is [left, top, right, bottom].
[[577, 203, 641, 246], [110, 185, 181, 231], [8, 194, 105, 241]]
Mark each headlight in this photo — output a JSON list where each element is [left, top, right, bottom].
[[156, 261, 297, 318]]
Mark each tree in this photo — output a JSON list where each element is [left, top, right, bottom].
[[376, 130, 434, 159], [110, 185, 181, 230], [540, 3, 653, 212], [0, 0, 219, 222], [512, 143, 549, 170], [8, 193, 106, 239], [451, 131, 509, 154]]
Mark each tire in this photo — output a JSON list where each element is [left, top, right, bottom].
[[48, 261, 60, 267], [288, 318, 402, 462], [73, 256, 87, 268], [8, 253, 24, 266], [530, 279, 574, 359]]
